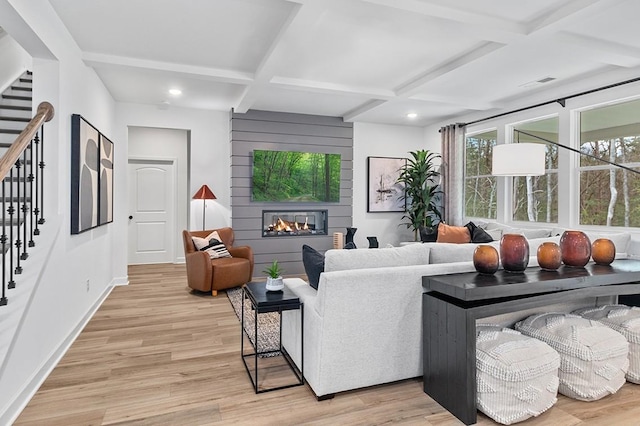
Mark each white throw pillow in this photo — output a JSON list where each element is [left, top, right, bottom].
[[192, 231, 232, 259]]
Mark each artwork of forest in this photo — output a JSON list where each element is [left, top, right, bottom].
[[252, 150, 341, 202]]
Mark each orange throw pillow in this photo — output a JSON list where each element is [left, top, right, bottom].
[[436, 223, 471, 244]]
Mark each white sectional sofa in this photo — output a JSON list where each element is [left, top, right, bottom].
[[281, 226, 636, 399]]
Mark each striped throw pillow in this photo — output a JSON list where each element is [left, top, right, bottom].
[[192, 231, 232, 259]]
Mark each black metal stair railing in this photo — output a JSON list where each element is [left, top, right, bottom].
[[0, 102, 53, 307]]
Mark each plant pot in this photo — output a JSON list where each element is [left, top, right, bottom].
[[419, 225, 438, 242], [266, 276, 284, 291]]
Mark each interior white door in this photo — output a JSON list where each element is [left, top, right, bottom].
[[128, 159, 175, 264]]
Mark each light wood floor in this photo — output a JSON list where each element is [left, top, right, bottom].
[[15, 264, 640, 425]]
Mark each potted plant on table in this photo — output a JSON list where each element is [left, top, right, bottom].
[[397, 149, 443, 242], [263, 260, 285, 291]]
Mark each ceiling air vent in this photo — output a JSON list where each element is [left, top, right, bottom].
[[519, 77, 557, 88]]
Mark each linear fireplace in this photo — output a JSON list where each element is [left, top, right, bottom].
[[262, 210, 328, 237]]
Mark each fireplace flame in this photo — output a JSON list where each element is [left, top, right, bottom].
[[303, 216, 309, 230]]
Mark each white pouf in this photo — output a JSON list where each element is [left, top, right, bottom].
[[476, 325, 560, 425], [574, 304, 640, 384], [516, 313, 629, 401]]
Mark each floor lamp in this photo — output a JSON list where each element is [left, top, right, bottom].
[[192, 184, 217, 230], [492, 129, 640, 177]]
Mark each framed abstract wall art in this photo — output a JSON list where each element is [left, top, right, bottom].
[[367, 156, 406, 213], [71, 114, 114, 234]]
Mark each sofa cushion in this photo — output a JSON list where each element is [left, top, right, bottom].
[[465, 221, 494, 243], [436, 223, 471, 244], [323, 243, 430, 272], [302, 245, 324, 290], [583, 231, 631, 254], [429, 241, 499, 264], [484, 222, 552, 239]]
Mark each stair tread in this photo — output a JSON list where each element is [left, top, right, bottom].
[[0, 129, 21, 135], [0, 105, 30, 111], [10, 87, 32, 92], [2, 95, 32, 101], [0, 116, 30, 122]]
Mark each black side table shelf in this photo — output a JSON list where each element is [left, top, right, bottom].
[[241, 281, 304, 393]]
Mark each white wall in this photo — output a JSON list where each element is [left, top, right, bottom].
[[0, 1, 119, 422], [0, 31, 31, 93], [113, 103, 230, 269], [353, 122, 440, 247]]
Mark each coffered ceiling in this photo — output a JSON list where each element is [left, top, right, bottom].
[[45, 0, 640, 126]]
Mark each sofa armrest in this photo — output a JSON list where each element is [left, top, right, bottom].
[[184, 251, 213, 291]]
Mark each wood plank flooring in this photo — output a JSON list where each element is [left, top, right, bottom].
[[14, 263, 640, 425]]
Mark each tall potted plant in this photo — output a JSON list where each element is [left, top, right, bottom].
[[397, 150, 443, 241]]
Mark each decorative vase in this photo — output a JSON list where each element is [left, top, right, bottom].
[[266, 276, 284, 291], [367, 236, 379, 249], [560, 230, 591, 267], [473, 245, 499, 274], [345, 227, 357, 246], [592, 238, 615, 265], [537, 242, 562, 270], [500, 233, 529, 273]]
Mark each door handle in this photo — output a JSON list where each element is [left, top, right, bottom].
[[129, 215, 133, 220]]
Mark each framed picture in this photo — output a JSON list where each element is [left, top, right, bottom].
[[71, 114, 100, 234], [98, 134, 114, 225], [367, 156, 406, 212], [71, 114, 115, 234]]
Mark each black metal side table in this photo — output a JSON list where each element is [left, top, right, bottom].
[[241, 281, 304, 393]]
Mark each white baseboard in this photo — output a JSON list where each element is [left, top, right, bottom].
[[0, 283, 115, 425]]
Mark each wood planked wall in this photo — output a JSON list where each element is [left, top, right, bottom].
[[230, 110, 353, 276]]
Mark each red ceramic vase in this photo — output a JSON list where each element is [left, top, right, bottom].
[[473, 245, 499, 274], [592, 238, 616, 265], [537, 241, 562, 270], [500, 234, 529, 273], [560, 230, 591, 267]]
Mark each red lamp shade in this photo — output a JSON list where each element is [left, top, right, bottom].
[[193, 184, 216, 200], [193, 185, 216, 230]]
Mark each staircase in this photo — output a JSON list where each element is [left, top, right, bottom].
[[0, 71, 32, 148], [0, 71, 50, 306]]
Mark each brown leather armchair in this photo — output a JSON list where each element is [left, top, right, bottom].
[[182, 227, 254, 296]]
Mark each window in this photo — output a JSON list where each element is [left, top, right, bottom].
[[579, 99, 640, 227], [465, 130, 497, 219], [512, 117, 559, 223]]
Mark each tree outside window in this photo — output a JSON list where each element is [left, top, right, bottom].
[[580, 99, 640, 227], [512, 117, 559, 223], [465, 130, 497, 219]]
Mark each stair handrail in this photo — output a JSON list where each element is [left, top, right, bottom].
[[0, 102, 54, 182]]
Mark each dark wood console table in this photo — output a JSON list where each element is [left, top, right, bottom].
[[422, 259, 640, 425]]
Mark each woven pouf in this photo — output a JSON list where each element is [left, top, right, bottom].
[[476, 325, 560, 425], [516, 312, 629, 401], [574, 304, 640, 384]]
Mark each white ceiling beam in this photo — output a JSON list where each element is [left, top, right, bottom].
[[554, 32, 640, 68], [270, 76, 395, 99], [82, 52, 254, 85], [343, 100, 386, 122], [360, 0, 527, 43], [396, 42, 504, 98], [235, 1, 329, 113], [527, 0, 629, 34]]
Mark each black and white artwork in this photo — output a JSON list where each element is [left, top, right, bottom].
[[99, 134, 114, 225], [367, 156, 406, 212], [71, 114, 114, 234]]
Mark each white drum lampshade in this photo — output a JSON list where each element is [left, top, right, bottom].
[[492, 143, 546, 176]]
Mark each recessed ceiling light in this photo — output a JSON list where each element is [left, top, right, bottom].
[[407, 113, 418, 119], [169, 88, 182, 96]]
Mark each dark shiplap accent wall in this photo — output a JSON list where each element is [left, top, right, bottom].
[[231, 110, 353, 276]]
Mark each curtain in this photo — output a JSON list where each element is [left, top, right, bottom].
[[440, 124, 466, 225]]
